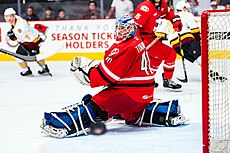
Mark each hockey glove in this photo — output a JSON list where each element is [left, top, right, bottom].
[[154, 19, 170, 39], [7, 30, 17, 41], [172, 16, 183, 32], [70, 56, 99, 86]]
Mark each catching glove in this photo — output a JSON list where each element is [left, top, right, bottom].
[[70, 56, 99, 86]]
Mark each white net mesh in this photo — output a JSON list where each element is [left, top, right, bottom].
[[207, 11, 230, 153]]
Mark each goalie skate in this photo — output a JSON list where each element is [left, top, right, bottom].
[[41, 118, 91, 138], [168, 114, 188, 126], [41, 119, 68, 138]]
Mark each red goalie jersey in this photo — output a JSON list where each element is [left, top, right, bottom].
[[89, 36, 155, 103]]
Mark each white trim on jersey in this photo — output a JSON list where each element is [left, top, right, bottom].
[[101, 60, 155, 82], [163, 63, 175, 69], [120, 75, 155, 81], [101, 61, 120, 81]]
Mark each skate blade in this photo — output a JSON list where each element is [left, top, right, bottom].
[[39, 72, 53, 77], [165, 88, 182, 92], [21, 74, 34, 77]]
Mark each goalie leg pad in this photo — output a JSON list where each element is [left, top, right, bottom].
[[41, 96, 97, 138], [44, 106, 95, 129], [41, 94, 108, 138], [136, 99, 187, 126], [42, 105, 95, 138]]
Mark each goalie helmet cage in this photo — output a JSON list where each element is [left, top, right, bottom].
[[201, 10, 230, 153]]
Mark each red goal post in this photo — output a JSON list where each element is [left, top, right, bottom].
[[201, 10, 230, 153]]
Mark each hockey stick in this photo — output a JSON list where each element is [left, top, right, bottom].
[[0, 48, 36, 61], [176, 35, 188, 83], [0, 44, 63, 62], [145, 36, 162, 88], [146, 36, 161, 50], [177, 51, 188, 83]]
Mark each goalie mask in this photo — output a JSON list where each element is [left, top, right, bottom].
[[115, 15, 136, 41]]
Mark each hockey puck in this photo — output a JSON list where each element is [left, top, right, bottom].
[[154, 82, 159, 88], [90, 122, 106, 135]]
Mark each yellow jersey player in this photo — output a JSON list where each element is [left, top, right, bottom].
[[4, 8, 51, 76]]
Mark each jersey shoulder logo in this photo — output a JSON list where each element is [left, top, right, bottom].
[[140, 5, 149, 12], [106, 48, 119, 63], [109, 48, 119, 56]]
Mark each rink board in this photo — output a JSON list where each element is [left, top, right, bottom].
[[0, 19, 115, 61], [1, 50, 229, 61], [1, 17, 229, 61]]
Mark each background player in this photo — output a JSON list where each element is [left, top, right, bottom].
[[134, 0, 183, 91], [40, 15, 185, 138], [4, 8, 51, 76], [170, 0, 201, 65]]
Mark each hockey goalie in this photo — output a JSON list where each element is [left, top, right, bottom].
[[40, 15, 187, 138]]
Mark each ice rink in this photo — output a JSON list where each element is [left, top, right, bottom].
[[0, 60, 202, 153]]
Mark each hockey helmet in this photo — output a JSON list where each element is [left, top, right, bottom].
[[115, 15, 136, 41], [176, 1, 191, 12], [4, 8, 16, 16]]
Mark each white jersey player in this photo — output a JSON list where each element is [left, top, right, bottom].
[[167, 1, 201, 65], [11, 15, 39, 43], [167, 1, 226, 82], [176, 1, 200, 36], [4, 8, 51, 76]]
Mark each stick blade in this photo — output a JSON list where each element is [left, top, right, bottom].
[[36, 43, 64, 61], [177, 77, 188, 83]]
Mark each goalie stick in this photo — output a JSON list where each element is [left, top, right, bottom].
[[0, 44, 63, 62]]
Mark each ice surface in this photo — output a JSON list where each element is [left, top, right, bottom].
[[0, 60, 202, 153]]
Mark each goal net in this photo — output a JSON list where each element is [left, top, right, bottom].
[[201, 10, 230, 153]]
